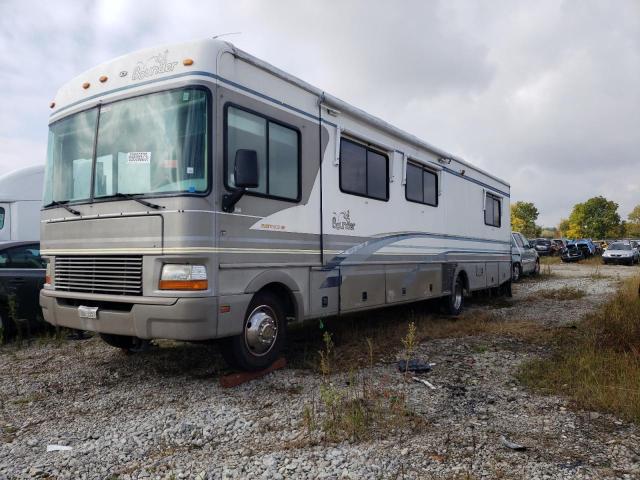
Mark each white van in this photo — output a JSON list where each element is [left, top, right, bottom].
[[511, 232, 539, 281], [0, 166, 44, 244]]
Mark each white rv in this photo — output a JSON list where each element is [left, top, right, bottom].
[[40, 39, 511, 370], [0, 165, 44, 243]]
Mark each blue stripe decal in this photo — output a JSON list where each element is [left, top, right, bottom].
[[51, 69, 509, 197]]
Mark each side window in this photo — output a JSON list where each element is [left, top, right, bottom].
[[225, 105, 300, 201], [4, 245, 44, 269], [484, 193, 501, 227], [340, 138, 388, 201], [0, 207, 4, 229], [405, 162, 438, 206]]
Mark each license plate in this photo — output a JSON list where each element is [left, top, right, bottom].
[[78, 305, 98, 320]]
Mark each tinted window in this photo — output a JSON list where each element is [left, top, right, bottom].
[[340, 138, 388, 200], [0, 207, 4, 229], [405, 163, 422, 202], [367, 150, 388, 200], [339, 138, 367, 195], [485, 193, 501, 227], [514, 234, 524, 248], [0, 244, 44, 269], [226, 106, 299, 200], [405, 162, 438, 206]]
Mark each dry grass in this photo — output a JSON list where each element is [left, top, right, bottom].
[[289, 301, 548, 372], [540, 256, 561, 265], [532, 286, 587, 301], [519, 276, 640, 423]]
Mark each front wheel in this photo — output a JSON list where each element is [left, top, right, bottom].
[[442, 274, 465, 316], [222, 291, 287, 371]]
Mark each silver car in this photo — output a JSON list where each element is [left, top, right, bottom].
[[511, 232, 540, 281], [602, 242, 639, 265]]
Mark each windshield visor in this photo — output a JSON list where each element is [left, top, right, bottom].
[[44, 87, 209, 206]]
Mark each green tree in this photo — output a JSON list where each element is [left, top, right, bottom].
[[558, 218, 570, 237], [566, 196, 621, 239], [626, 205, 640, 238], [510, 201, 539, 238]]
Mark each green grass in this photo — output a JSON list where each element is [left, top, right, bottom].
[[519, 276, 640, 423]]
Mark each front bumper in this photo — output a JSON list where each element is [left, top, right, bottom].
[[40, 290, 219, 341], [603, 256, 634, 264]]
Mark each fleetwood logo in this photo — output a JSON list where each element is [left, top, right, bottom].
[[332, 210, 356, 230], [131, 50, 178, 81]]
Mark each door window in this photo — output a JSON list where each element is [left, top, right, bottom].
[[0, 244, 44, 269]]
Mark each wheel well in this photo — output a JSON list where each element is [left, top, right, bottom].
[[257, 283, 297, 321]]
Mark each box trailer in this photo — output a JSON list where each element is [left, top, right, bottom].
[[40, 39, 511, 370], [0, 165, 44, 244]]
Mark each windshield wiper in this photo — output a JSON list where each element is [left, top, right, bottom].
[[110, 193, 164, 210], [44, 200, 81, 216]]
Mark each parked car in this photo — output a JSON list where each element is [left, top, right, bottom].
[[561, 243, 584, 262], [602, 242, 639, 265], [0, 241, 46, 340], [573, 239, 597, 258], [551, 238, 568, 255], [532, 238, 553, 256], [511, 232, 540, 281]]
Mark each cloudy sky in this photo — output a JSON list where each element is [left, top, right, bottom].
[[0, 0, 638, 226]]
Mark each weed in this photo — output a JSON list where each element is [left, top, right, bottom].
[[519, 276, 640, 423], [533, 286, 587, 301]]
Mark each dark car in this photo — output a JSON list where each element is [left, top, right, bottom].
[[0, 241, 46, 340], [561, 243, 584, 263], [532, 238, 552, 256]]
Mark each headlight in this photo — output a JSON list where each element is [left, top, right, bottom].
[[159, 264, 208, 290]]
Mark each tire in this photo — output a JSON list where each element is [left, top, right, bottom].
[[532, 260, 540, 276], [442, 274, 465, 316], [222, 290, 287, 371], [100, 333, 148, 352], [0, 309, 14, 343], [511, 263, 522, 282]]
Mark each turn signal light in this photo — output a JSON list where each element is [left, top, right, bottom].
[[159, 279, 208, 290], [82, 82, 90, 89], [183, 58, 194, 66]]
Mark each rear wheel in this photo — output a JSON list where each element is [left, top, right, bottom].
[[222, 291, 287, 371], [511, 263, 522, 282], [100, 333, 149, 352], [442, 274, 465, 316], [532, 260, 540, 275]]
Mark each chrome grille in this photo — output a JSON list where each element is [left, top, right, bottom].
[[55, 256, 143, 296]]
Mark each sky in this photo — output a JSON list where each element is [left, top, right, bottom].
[[0, 0, 638, 226]]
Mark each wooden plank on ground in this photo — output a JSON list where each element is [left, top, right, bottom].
[[219, 357, 287, 388]]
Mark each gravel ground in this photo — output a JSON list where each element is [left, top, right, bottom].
[[1, 262, 640, 479]]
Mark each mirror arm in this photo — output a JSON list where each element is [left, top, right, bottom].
[[222, 188, 246, 213]]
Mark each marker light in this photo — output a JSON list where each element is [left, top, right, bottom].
[[82, 82, 90, 89], [99, 75, 108, 83], [49, 101, 55, 109], [183, 58, 194, 66], [159, 264, 208, 290]]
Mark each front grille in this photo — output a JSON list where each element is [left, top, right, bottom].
[[55, 256, 143, 296]]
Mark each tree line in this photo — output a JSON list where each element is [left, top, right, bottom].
[[510, 196, 640, 239]]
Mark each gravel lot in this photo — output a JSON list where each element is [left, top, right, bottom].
[[2, 262, 640, 479]]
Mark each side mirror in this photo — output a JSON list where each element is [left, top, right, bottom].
[[234, 149, 259, 188], [222, 149, 259, 212]]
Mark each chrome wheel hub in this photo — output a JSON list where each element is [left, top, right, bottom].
[[453, 283, 463, 310], [245, 306, 278, 356]]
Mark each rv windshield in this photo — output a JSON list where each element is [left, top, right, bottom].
[[44, 87, 208, 206]]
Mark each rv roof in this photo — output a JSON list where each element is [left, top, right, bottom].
[[0, 165, 44, 202], [50, 38, 509, 188]]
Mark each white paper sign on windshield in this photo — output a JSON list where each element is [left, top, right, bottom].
[[127, 152, 151, 164]]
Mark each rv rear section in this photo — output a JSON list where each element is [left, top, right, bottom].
[[40, 39, 511, 370]]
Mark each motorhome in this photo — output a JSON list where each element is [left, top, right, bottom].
[[0, 165, 44, 244], [40, 39, 511, 370]]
